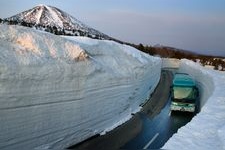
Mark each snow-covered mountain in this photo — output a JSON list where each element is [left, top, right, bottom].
[[4, 4, 111, 39]]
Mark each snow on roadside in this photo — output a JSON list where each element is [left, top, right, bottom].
[[163, 59, 225, 150], [63, 36, 153, 64], [161, 58, 180, 69], [0, 24, 161, 149]]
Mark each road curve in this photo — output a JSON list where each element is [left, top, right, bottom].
[[69, 70, 173, 150]]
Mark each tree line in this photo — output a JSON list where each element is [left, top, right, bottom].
[[131, 43, 225, 71], [0, 18, 105, 39]]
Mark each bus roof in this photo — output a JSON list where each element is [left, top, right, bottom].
[[173, 73, 196, 87]]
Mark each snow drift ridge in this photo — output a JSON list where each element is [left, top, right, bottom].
[[0, 24, 88, 65]]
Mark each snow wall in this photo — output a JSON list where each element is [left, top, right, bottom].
[[161, 58, 180, 69], [164, 59, 225, 150], [0, 25, 161, 149]]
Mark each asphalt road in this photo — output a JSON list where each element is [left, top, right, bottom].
[[122, 96, 195, 149], [69, 70, 196, 149]]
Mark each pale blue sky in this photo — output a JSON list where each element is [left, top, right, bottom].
[[0, 0, 225, 56]]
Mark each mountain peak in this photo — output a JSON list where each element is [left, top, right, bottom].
[[5, 5, 111, 40], [35, 4, 50, 10]]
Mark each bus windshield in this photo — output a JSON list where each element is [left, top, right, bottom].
[[173, 86, 196, 100]]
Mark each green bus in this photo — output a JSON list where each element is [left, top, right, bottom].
[[170, 73, 199, 113]]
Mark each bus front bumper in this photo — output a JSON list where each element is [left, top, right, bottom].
[[171, 103, 195, 112]]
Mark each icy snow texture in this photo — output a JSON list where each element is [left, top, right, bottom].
[[161, 58, 180, 69], [163, 59, 225, 150], [0, 24, 161, 149]]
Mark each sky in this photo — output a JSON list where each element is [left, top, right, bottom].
[[0, 0, 225, 56]]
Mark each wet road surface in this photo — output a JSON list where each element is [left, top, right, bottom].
[[122, 98, 195, 149]]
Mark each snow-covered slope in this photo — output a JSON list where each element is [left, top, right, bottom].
[[0, 24, 161, 149], [163, 59, 225, 150], [5, 4, 110, 39]]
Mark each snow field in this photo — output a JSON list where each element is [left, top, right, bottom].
[[0, 25, 161, 149], [163, 59, 225, 150]]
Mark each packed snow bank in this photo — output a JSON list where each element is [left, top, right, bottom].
[[0, 25, 161, 149], [161, 58, 180, 69], [163, 59, 225, 150]]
